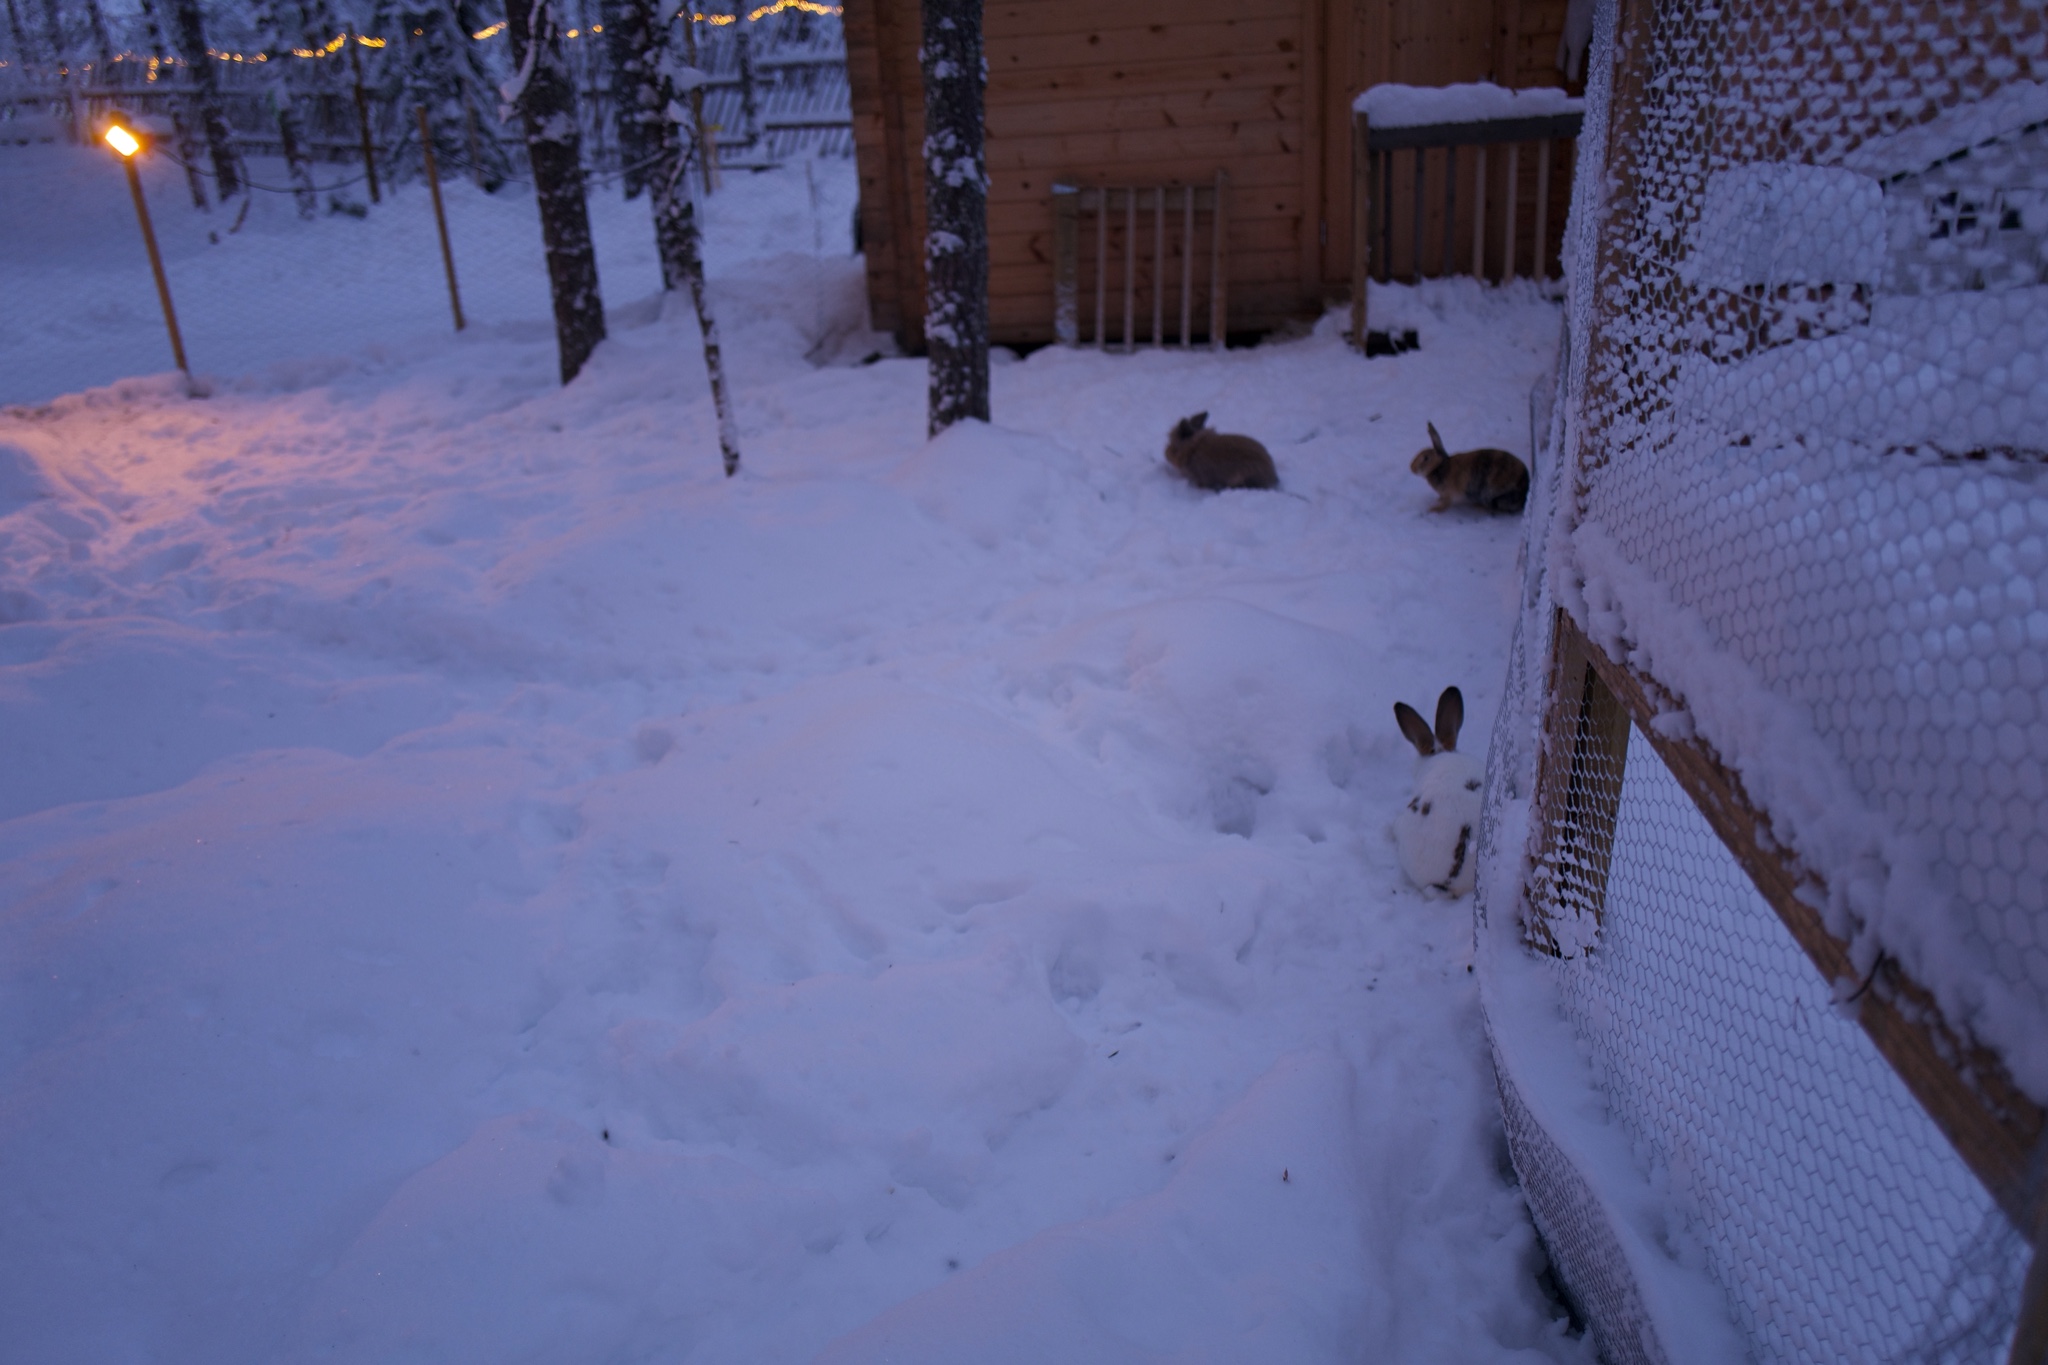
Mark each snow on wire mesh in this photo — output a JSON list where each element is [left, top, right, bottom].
[[1481, 1, 2048, 1361]]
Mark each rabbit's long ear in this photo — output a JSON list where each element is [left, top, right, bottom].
[[1191, 411, 1209, 430], [1434, 687, 1464, 752], [1395, 702, 1438, 756], [1427, 422, 1449, 458]]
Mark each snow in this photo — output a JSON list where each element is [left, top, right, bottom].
[[0, 142, 1586, 1362], [1686, 163, 1885, 291], [1840, 79, 2048, 179], [1353, 83, 1583, 129]]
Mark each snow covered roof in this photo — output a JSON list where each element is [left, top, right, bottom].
[[1352, 82, 1582, 130], [1839, 80, 2048, 180]]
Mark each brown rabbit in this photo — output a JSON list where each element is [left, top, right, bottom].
[[1164, 413, 1280, 492], [1410, 422, 1529, 514]]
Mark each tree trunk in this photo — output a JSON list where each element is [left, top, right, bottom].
[[920, 0, 989, 436], [34, 0, 79, 141], [252, 0, 319, 219], [505, 0, 607, 385], [168, 0, 243, 198], [620, 0, 741, 474], [600, 0, 655, 199], [676, 8, 716, 195], [135, 0, 211, 209]]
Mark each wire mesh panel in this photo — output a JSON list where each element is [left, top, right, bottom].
[[1483, 1, 2048, 1360], [1560, 724, 2020, 1362]]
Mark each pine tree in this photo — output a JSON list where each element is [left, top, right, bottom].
[[135, 0, 212, 208], [251, 0, 319, 218], [377, 0, 512, 188], [34, 0, 79, 140], [168, 0, 244, 198], [81, 0, 113, 70], [919, 0, 989, 436], [505, 0, 607, 384], [4, 0, 34, 72], [618, 0, 739, 473]]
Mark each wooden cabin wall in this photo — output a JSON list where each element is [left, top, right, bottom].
[[846, 0, 1577, 351]]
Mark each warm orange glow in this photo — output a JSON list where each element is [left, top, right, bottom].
[[105, 124, 141, 157]]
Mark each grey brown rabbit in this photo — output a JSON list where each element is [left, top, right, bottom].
[[1411, 422, 1528, 514], [1164, 413, 1280, 492]]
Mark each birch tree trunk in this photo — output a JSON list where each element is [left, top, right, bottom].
[[168, 0, 244, 198], [617, 0, 741, 474], [252, 0, 319, 219], [505, 0, 607, 385], [136, 0, 211, 208], [919, 0, 989, 436]]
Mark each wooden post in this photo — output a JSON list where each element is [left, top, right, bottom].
[[1180, 183, 1194, 347], [1209, 170, 1228, 349], [1052, 184, 1079, 346], [417, 105, 465, 332], [1379, 147, 1392, 284], [2014, 1224, 2048, 1365], [1152, 185, 1165, 346], [1534, 139, 1552, 281], [1443, 144, 1457, 275], [1409, 147, 1423, 283], [1472, 146, 1487, 282], [1094, 187, 1107, 348], [1503, 142, 1520, 280], [1526, 608, 1632, 954], [123, 154, 188, 375], [1351, 111, 1370, 346], [347, 25, 379, 204], [1122, 186, 1135, 350]]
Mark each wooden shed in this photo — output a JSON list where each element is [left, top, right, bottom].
[[845, 0, 1579, 350]]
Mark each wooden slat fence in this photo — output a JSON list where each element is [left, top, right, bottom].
[[1052, 172, 1229, 351], [1349, 108, 1580, 348]]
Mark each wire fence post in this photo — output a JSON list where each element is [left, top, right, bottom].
[[417, 105, 465, 332], [122, 149, 189, 377]]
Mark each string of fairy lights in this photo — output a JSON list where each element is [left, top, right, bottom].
[[0, 0, 841, 73]]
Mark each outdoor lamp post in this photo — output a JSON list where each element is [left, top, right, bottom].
[[104, 116, 190, 378]]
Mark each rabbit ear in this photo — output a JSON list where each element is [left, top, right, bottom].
[[1395, 701, 1438, 756], [1434, 687, 1464, 752], [1191, 411, 1209, 430], [1427, 422, 1449, 458]]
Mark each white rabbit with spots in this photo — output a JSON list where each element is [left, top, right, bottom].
[[1393, 687, 1483, 898]]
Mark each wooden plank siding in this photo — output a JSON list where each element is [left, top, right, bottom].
[[845, 0, 1578, 351]]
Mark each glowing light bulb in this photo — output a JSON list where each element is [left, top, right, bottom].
[[105, 124, 141, 157]]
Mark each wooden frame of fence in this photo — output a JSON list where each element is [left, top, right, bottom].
[[1528, 608, 2047, 1271], [1052, 173, 1229, 350], [1349, 107, 1580, 346]]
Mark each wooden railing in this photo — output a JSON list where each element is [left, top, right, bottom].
[[1052, 173, 1229, 351], [1350, 110, 1581, 348]]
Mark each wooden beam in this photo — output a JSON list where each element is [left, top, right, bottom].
[[1350, 109, 1370, 345], [1366, 111, 1583, 149], [1211, 169, 1230, 347], [1526, 612, 1631, 955], [1298, 0, 1326, 313], [1053, 184, 1079, 345]]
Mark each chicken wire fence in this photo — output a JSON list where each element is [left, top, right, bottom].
[[0, 8, 851, 407], [1479, 2, 2048, 1362]]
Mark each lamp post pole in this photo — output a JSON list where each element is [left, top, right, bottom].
[[108, 123, 189, 377]]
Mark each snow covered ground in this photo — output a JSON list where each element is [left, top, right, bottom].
[[0, 144, 1584, 1363]]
